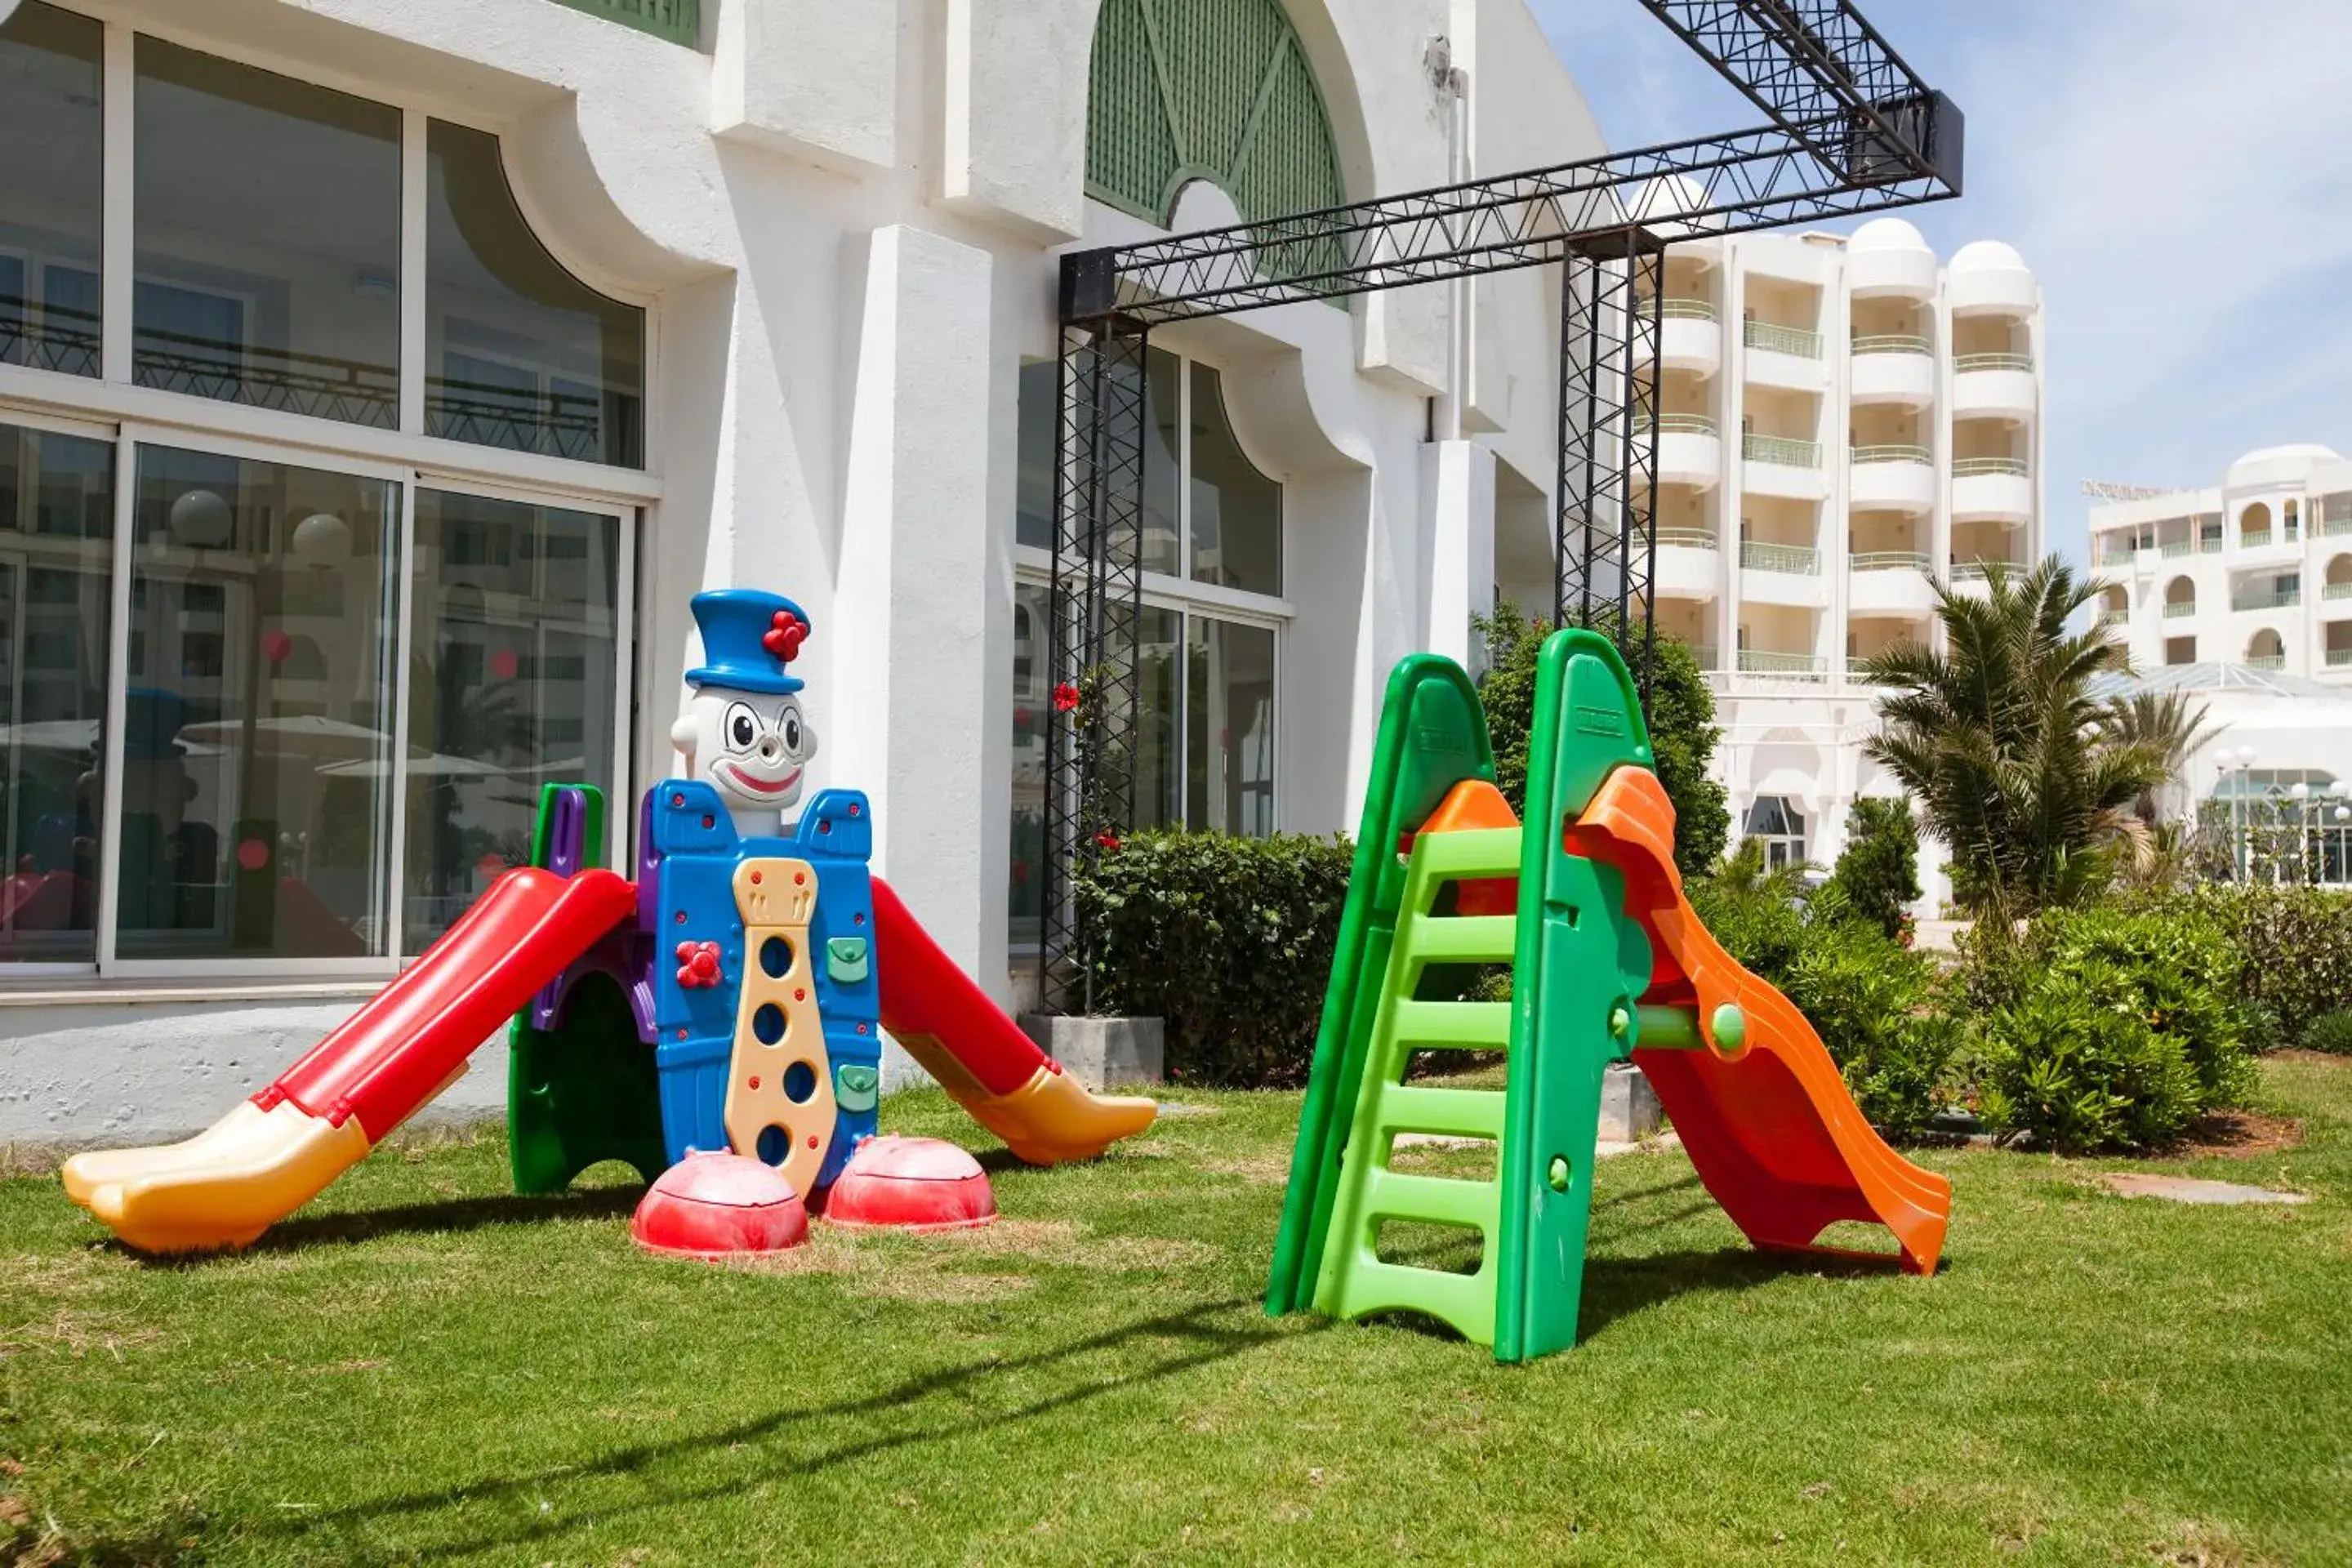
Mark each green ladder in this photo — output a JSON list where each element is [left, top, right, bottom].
[[1267, 630, 1663, 1361]]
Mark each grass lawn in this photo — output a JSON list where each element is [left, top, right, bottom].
[[5, 1057, 2350, 1567]]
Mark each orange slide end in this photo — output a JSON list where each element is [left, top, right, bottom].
[[871, 876, 1156, 1165], [1569, 768, 1951, 1276]]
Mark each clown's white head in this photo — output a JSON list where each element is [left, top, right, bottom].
[[670, 684, 818, 835]]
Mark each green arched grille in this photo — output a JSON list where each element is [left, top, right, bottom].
[[1087, 0, 1347, 250]]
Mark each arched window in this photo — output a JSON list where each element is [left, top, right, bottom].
[[2163, 576, 2195, 619], [1086, 0, 1345, 248], [2287, 498, 2302, 541], [2328, 554, 2352, 597], [2242, 500, 2274, 547], [2247, 627, 2286, 668]]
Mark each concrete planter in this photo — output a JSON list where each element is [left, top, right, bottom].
[[1016, 1014, 1165, 1092], [1599, 1062, 1663, 1143]]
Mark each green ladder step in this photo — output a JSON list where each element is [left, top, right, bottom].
[[1312, 822, 1519, 1348]]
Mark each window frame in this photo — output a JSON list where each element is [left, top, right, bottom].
[[0, 8, 651, 988], [0, 5, 663, 510], [1009, 346, 1290, 953]]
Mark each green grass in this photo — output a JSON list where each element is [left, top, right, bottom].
[[5, 1058, 2350, 1566]]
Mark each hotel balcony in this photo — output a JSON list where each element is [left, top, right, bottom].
[[1651, 414, 1722, 488], [1660, 300, 1721, 376], [1643, 527, 1722, 599], [1950, 456, 2034, 524], [1740, 432, 1829, 501], [1952, 352, 2037, 421], [1736, 648, 1831, 684], [1740, 538, 1829, 608], [1849, 551, 1937, 616], [1742, 318, 1827, 391], [1849, 335, 1936, 407], [1848, 443, 1936, 514]]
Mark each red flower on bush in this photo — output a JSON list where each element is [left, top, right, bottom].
[[1095, 831, 1121, 853], [1053, 683, 1081, 714]]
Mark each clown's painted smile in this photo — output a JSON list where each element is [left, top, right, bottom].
[[718, 760, 804, 796]]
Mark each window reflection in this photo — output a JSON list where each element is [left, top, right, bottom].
[[1188, 363, 1281, 595], [1186, 617, 1275, 835], [132, 38, 402, 427], [1141, 348, 1181, 575], [405, 491, 620, 950], [0, 3, 104, 379], [425, 121, 644, 468], [1015, 360, 1056, 551], [118, 447, 399, 959], [0, 422, 114, 962]]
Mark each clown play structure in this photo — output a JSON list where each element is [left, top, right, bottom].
[[61, 590, 1155, 1254], [1266, 629, 1952, 1362]]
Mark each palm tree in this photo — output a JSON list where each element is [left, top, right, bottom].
[[1857, 557, 2169, 916], [2097, 688, 2221, 827]]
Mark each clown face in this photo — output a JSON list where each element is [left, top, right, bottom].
[[670, 684, 819, 832]]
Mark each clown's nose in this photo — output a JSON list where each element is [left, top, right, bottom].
[[757, 733, 785, 763]]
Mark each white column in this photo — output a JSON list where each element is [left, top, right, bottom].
[[834, 225, 1000, 993], [1423, 439, 1497, 673]]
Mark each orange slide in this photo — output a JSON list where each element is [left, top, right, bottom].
[[1569, 767, 1951, 1275]]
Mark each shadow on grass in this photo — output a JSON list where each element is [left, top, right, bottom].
[[1579, 1245, 1913, 1340], [115, 1184, 646, 1265], [249, 1293, 1311, 1561]]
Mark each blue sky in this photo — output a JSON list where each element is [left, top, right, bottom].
[[1527, 0, 2352, 564]]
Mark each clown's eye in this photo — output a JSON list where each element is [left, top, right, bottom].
[[724, 702, 758, 752], [780, 707, 802, 754]]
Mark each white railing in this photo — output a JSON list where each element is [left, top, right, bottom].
[[1740, 539, 1821, 575]]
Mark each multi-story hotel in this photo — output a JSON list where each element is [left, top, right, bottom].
[[1620, 217, 2046, 889], [2091, 445, 2352, 678]]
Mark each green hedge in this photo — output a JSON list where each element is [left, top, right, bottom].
[[1071, 830, 1354, 1087], [1968, 904, 2258, 1152], [2167, 885, 2352, 1049]]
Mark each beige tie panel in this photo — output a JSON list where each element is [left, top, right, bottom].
[[723, 857, 836, 1197]]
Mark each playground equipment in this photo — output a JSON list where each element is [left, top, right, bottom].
[[61, 590, 1156, 1254], [1266, 630, 1950, 1363]]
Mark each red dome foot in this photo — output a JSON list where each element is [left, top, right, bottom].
[[823, 1135, 997, 1232], [631, 1151, 810, 1259]]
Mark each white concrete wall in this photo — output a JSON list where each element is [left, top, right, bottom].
[[7, 0, 1601, 1141]]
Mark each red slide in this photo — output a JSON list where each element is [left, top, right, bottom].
[[61, 867, 636, 1253], [871, 876, 1156, 1165]]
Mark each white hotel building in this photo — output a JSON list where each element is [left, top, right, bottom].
[[1628, 218, 2046, 884]]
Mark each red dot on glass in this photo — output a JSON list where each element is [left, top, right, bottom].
[[261, 630, 292, 665], [489, 648, 519, 681], [235, 839, 270, 871]]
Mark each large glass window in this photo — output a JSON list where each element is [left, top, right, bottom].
[[404, 490, 621, 950], [0, 420, 114, 963], [1006, 346, 1284, 950], [133, 38, 403, 428], [1188, 362, 1281, 595], [426, 120, 644, 467], [118, 446, 400, 960], [0, 3, 105, 379], [1186, 617, 1276, 835]]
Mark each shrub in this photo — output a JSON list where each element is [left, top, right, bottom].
[[1071, 830, 1354, 1088], [2304, 1010, 2352, 1054], [1688, 853, 1807, 984], [1976, 902, 2259, 1152], [1779, 915, 1958, 1141], [1827, 796, 1921, 940], [1474, 603, 1728, 877], [2172, 885, 2352, 1049]]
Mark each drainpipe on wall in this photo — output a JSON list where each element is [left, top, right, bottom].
[[1441, 63, 1471, 443]]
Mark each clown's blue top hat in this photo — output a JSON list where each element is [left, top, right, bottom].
[[685, 589, 810, 696]]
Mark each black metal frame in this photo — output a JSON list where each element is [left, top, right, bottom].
[[1036, 0, 1962, 1013]]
